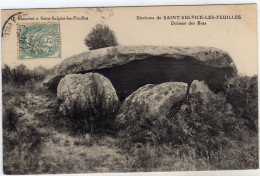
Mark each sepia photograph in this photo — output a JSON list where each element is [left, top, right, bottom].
[[1, 3, 259, 175]]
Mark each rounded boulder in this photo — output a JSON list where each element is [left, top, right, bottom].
[[57, 73, 118, 115], [115, 82, 188, 142]]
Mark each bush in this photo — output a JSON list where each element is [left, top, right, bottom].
[[168, 92, 244, 156], [2, 64, 47, 85], [2, 105, 19, 132], [84, 24, 118, 50], [121, 90, 258, 170], [125, 91, 246, 158], [225, 75, 258, 132]]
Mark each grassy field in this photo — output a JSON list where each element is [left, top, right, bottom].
[[2, 65, 259, 174]]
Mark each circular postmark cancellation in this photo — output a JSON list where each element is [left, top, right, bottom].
[[17, 23, 61, 59]]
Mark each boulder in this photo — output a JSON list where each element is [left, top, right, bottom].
[[189, 80, 212, 95], [115, 82, 188, 142], [57, 73, 118, 115], [188, 80, 215, 105], [187, 80, 233, 117], [43, 45, 237, 100]]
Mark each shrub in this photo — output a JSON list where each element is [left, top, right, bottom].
[[225, 75, 258, 132], [2, 64, 47, 85], [175, 93, 243, 155], [121, 90, 258, 170], [84, 24, 118, 50], [2, 105, 19, 132], [129, 91, 246, 159]]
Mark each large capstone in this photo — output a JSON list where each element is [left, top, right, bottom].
[[57, 73, 118, 115], [43, 45, 237, 101]]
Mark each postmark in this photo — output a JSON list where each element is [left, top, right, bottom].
[[17, 23, 61, 59], [1, 12, 22, 37]]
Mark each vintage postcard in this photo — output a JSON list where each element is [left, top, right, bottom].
[[1, 4, 258, 175]]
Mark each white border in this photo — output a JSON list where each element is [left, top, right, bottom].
[[0, 1, 259, 176]]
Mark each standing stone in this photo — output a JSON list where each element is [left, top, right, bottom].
[[57, 73, 118, 115], [115, 82, 188, 142], [188, 80, 214, 104]]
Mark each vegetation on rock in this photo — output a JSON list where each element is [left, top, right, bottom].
[[84, 24, 118, 50]]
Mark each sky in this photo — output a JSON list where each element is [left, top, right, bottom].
[[1, 4, 258, 76]]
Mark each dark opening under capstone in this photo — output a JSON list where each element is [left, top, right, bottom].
[[77, 56, 233, 101]]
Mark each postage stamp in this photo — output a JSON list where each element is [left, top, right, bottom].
[[17, 23, 61, 59]]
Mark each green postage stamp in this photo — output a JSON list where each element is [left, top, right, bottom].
[[17, 23, 61, 59]]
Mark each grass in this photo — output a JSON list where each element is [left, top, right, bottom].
[[2, 64, 48, 86], [2, 82, 129, 174], [2, 64, 259, 174]]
